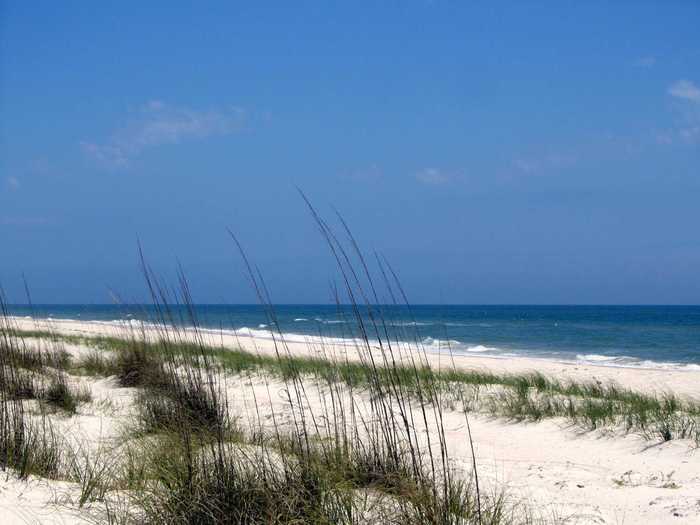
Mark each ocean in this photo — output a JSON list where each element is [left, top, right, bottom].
[[7, 304, 700, 371]]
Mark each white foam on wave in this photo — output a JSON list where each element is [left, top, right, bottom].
[[443, 322, 494, 328], [575, 353, 700, 371], [421, 337, 458, 348], [313, 317, 347, 325], [421, 338, 500, 354], [464, 344, 497, 353], [576, 354, 620, 363], [228, 326, 361, 348]]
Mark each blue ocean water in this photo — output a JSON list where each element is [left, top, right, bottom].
[[7, 304, 700, 370]]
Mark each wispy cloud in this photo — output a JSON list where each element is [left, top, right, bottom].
[[81, 101, 246, 168], [655, 123, 700, 146], [668, 80, 700, 103], [415, 167, 449, 185], [662, 80, 700, 145], [633, 56, 656, 68], [678, 126, 700, 143], [512, 153, 577, 175], [5, 176, 20, 190], [654, 132, 674, 145]]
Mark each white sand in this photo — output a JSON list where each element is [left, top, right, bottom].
[[12, 316, 700, 398], [2, 316, 700, 524], [0, 475, 94, 525]]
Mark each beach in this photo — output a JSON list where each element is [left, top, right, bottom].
[[12, 315, 700, 397], [2, 316, 699, 524]]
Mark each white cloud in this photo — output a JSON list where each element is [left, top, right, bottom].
[[661, 80, 700, 145], [81, 142, 130, 167], [415, 168, 449, 185], [668, 80, 700, 103], [6, 176, 20, 190], [81, 101, 246, 168], [512, 152, 578, 175]]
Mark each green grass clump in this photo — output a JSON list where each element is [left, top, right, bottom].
[[41, 374, 92, 414], [135, 438, 354, 524], [72, 350, 120, 377], [0, 381, 65, 479]]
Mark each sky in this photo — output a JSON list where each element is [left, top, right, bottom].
[[1, 1, 699, 305]]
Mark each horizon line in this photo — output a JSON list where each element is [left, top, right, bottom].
[[6, 303, 700, 308]]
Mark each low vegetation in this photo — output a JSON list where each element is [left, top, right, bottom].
[[12, 326, 700, 445]]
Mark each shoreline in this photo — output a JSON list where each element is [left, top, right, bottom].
[[10, 315, 700, 399], [11, 311, 700, 371]]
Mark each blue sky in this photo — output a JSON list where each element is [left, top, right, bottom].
[[1, 1, 699, 304]]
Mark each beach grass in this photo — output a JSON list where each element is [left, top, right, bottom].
[[3, 311, 512, 522], [11, 327, 700, 445], [1, 313, 66, 479]]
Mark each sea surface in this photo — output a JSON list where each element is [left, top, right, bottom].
[[7, 304, 700, 370]]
